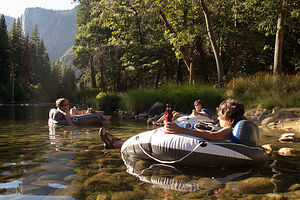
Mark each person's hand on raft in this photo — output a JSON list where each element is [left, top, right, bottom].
[[164, 122, 183, 134]]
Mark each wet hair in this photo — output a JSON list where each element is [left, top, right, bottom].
[[216, 98, 245, 127], [56, 98, 69, 108], [194, 100, 203, 107]]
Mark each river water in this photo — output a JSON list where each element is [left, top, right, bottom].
[[0, 105, 299, 200]]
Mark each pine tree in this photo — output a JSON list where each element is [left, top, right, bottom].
[[21, 33, 33, 92], [8, 18, 24, 101], [0, 15, 10, 87]]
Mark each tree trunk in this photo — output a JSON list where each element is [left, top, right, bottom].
[[233, 4, 238, 79], [200, 0, 224, 87], [233, 41, 238, 78], [180, 46, 195, 85], [273, 0, 286, 76]]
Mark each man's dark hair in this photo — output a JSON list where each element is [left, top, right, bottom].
[[194, 99, 203, 106], [216, 98, 245, 127]]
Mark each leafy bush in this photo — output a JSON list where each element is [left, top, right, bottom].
[[77, 88, 102, 104]]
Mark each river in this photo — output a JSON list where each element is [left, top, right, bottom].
[[0, 105, 299, 199]]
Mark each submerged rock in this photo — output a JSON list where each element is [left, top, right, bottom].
[[224, 177, 274, 194], [278, 148, 299, 157], [279, 133, 296, 142], [111, 191, 144, 200], [118, 110, 135, 119]]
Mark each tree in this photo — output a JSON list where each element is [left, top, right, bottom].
[[0, 15, 10, 87], [200, 0, 224, 86], [9, 18, 25, 101], [20, 33, 33, 93]]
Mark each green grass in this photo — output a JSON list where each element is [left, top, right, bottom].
[[226, 72, 300, 109], [85, 72, 300, 113], [116, 83, 224, 114]]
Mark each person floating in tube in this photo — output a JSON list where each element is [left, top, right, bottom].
[[99, 99, 250, 149], [55, 98, 111, 126], [152, 99, 209, 126]]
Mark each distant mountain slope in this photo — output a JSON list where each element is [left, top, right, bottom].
[[59, 45, 74, 65], [21, 7, 76, 61]]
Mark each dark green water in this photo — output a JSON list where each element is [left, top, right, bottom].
[[0, 106, 299, 200]]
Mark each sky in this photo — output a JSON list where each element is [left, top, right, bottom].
[[0, 0, 79, 18]]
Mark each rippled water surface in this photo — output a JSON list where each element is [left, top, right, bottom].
[[0, 105, 299, 200]]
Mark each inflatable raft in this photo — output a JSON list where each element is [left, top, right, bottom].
[[121, 120, 268, 167], [48, 108, 103, 126]]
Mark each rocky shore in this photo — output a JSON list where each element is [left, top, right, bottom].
[[245, 105, 300, 134]]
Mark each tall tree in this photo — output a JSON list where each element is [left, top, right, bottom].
[[9, 18, 24, 101], [200, 0, 224, 86], [0, 15, 10, 88], [20, 33, 33, 93]]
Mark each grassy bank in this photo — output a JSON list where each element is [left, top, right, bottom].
[[88, 73, 300, 114], [226, 73, 300, 109]]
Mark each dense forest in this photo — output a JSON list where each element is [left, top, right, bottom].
[[73, 0, 299, 92], [0, 0, 299, 104], [0, 15, 76, 103]]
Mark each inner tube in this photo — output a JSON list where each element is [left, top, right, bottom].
[[121, 121, 267, 167], [48, 108, 103, 126]]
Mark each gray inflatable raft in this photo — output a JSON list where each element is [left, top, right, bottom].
[[48, 108, 103, 126], [121, 121, 268, 167]]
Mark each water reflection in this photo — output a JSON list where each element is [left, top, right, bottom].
[[122, 154, 262, 192]]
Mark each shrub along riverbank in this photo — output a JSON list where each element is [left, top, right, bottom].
[[85, 73, 300, 114]]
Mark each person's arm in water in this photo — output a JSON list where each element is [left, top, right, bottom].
[[164, 122, 232, 141]]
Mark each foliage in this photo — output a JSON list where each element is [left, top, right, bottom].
[[226, 72, 300, 108], [95, 92, 122, 111], [122, 83, 224, 114], [77, 88, 102, 104], [73, 0, 299, 92], [0, 85, 10, 102], [0, 15, 10, 88], [88, 73, 300, 113]]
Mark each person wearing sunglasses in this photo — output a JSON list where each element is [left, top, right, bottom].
[[56, 98, 73, 125], [55, 98, 111, 126]]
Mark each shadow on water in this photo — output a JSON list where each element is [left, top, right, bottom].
[[0, 105, 299, 199]]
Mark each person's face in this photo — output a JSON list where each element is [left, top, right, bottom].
[[61, 101, 70, 110], [194, 104, 202, 112], [217, 111, 226, 128]]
